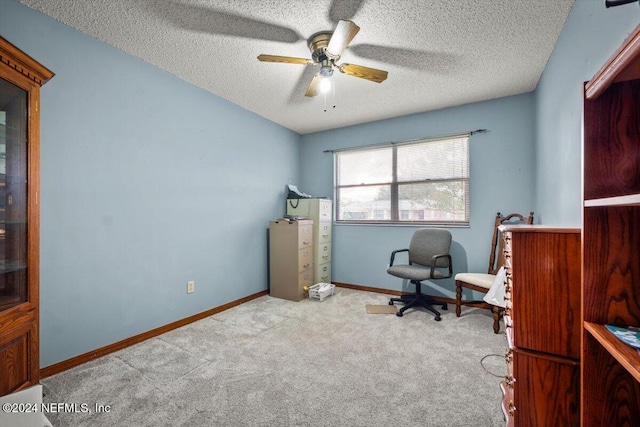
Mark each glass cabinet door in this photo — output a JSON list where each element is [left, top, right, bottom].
[[0, 35, 52, 397], [0, 78, 28, 312]]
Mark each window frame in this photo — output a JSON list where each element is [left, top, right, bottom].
[[333, 134, 470, 226]]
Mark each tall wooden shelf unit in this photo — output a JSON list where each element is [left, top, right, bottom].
[[582, 24, 640, 425], [0, 37, 53, 396]]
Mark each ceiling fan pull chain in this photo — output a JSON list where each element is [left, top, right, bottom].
[[323, 83, 336, 113]]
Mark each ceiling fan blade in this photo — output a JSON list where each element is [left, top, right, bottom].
[[257, 55, 313, 65], [326, 20, 360, 57], [305, 74, 323, 97], [289, 65, 320, 104], [338, 63, 388, 83]]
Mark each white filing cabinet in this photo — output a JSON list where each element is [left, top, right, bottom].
[[286, 198, 332, 284]]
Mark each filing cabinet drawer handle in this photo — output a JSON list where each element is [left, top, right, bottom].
[[303, 263, 310, 269], [302, 241, 310, 245]]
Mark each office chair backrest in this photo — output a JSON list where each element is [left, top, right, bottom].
[[408, 229, 452, 267]]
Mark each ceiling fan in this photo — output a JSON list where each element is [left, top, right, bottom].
[[257, 20, 388, 97]]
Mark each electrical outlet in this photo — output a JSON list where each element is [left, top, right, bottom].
[[187, 280, 195, 294]]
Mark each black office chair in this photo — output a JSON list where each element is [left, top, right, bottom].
[[388, 228, 453, 320]]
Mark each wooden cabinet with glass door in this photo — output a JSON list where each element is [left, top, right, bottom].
[[0, 37, 53, 396]]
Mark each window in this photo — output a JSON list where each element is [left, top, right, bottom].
[[334, 134, 470, 225]]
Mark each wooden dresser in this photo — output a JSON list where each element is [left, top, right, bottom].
[[500, 226, 581, 426]]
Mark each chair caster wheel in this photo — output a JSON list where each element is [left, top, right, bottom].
[[396, 311, 403, 317], [434, 316, 441, 321], [388, 300, 394, 305]]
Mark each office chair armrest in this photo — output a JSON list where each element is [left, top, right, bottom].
[[430, 253, 453, 279], [389, 249, 409, 266]]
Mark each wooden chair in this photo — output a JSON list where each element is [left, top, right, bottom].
[[454, 211, 534, 333]]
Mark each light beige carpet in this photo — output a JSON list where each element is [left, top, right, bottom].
[[365, 303, 398, 314], [41, 287, 507, 426]]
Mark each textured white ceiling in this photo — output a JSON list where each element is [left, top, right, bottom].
[[18, 0, 575, 134]]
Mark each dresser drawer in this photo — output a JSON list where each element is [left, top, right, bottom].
[[315, 242, 331, 265], [512, 349, 580, 427], [503, 349, 516, 423], [298, 247, 313, 273], [298, 224, 313, 248], [318, 221, 332, 244], [503, 251, 512, 271], [318, 199, 332, 221], [503, 231, 512, 253], [500, 380, 515, 427], [298, 269, 313, 289], [504, 272, 512, 293], [510, 231, 581, 358], [316, 262, 331, 283]]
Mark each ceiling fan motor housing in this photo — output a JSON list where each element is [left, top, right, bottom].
[[308, 31, 337, 63]]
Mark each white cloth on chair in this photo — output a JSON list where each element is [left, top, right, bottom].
[[483, 267, 507, 308]]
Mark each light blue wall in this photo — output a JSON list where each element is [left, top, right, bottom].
[[1, 1, 300, 367], [535, 0, 639, 226], [300, 94, 536, 297], [4, 0, 638, 368]]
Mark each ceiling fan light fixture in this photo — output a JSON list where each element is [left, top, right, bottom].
[[319, 76, 332, 93], [319, 64, 334, 78]]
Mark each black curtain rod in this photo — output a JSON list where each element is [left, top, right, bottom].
[[605, 0, 637, 8], [322, 129, 489, 153]]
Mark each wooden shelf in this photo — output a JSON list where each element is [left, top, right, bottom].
[[582, 22, 640, 426], [585, 24, 640, 100], [584, 194, 640, 207], [584, 322, 640, 383]]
